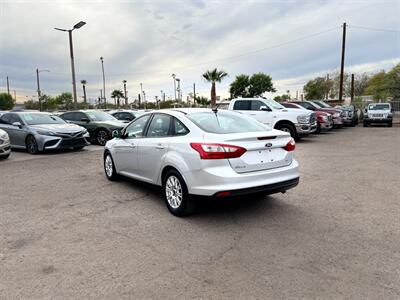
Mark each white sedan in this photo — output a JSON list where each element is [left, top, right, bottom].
[[104, 108, 299, 216]]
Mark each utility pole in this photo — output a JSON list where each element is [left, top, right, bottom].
[[171, 74, 176, 101], [13, 90, 16, 102], [350, 73, 354, 103], [100, 57, 106, 108], [140, 83, 143, 109], [36, 69, 42, 111], [143, 91, 146, 109], [123, 80, 127, 106], [6, 76, 10, 95], [100, 89, 103, 108], [193, 83, 196, 107], [138, 93, 141, 109], [338, 22, 346, 103]]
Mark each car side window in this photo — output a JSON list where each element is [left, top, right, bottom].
[[124, 115, 151, 139], [9, 114, 22, 124], [121, 112, 133, 121], [61, 112, 74, 121], [251, 100, 266, 111], [172, 118, 189, 136], [233, 100, 250, 110], [75, 112, 87, 121], [0, 114, 11, 124], [146, 114, 172, 138]]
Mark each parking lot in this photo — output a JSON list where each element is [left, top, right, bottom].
[[1, 125, 399, 299]]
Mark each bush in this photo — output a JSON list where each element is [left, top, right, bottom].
[[0, 93, 15, 110]]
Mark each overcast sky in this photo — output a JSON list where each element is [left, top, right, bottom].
[[0, 0, 399, 103]]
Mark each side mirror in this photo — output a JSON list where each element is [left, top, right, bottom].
[[12, 121, 22, 128], [112, 130, 121, 138], [260, 106, 271, 111], [81, 117, 90, 123]]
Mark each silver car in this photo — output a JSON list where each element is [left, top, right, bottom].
[[104, 109, 299, 216], [0, 112, 90, 154], [0, 129, 11, 159]]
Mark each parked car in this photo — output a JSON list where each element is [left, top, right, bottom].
[[60, 110, 125, 146], [312, 100, 353, 126], [281, 102, 333, 133], [0, 111, 8, 117], [104, 109, 299, 216], [227, 98, 317, 140], [108, 110, 144, 123], [0, 112, 90, 154], [0, 128, 11, 159], [363, 103, 393, 127], [335, 105, 359, 126], [293, 101, 344, 128]]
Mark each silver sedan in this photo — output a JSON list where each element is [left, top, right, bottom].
[[0, 112, 90, 154], [104, 109, 299, 216], [0, 129, 11, 159]]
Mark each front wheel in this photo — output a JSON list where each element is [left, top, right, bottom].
[[163, 170, 194, 217], [0, 154, 10, 160], [275, 123, 297, 140], [96, 129, 109, 146], [26, 135, 39, 154], [388, 122, 392, 127]]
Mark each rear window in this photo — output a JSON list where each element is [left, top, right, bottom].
[[187, 111, 268, 134], [368, 103, 390, 110]]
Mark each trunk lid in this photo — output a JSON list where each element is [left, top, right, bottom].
[[204, 130, 294, 173]]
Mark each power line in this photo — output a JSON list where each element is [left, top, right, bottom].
[[349, 25, 400, 33]]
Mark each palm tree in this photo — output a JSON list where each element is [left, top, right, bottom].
[[202, 68, 228, 108], [122, 80, 128, 106], [80, 80, 87, 103], [111, 89, 124, 107]]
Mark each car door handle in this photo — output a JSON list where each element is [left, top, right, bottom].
[[155, 144, 165, 149]]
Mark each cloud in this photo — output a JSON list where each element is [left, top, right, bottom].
[[0, 0, 399, 102]]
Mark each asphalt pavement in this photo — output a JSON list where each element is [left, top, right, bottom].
[[0, 125, 399, 299]]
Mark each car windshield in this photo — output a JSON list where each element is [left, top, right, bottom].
[[368, 104, 390, 110], [187, 110, 268, 134], [85, 111, 117, 121], [21, 113, 66, 125], [263, 99, 285, 110], [316, 101, 331, 108]]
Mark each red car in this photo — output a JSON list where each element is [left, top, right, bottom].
[[282, 102, 333, 133], [292, 101, 344, 128]]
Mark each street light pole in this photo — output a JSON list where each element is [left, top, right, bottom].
[[55, 21, 86, 110], [123, 80, 127, 106], [36, 69, 50, 112], [171, 74, 176, 101], [100, 57, 106, 109]]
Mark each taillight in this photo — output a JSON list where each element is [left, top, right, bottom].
[[283, 138, 295, 152], [190, 143, 246, 159]]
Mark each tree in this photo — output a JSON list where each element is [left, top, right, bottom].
[[195, 96, 211, 107], [0, 93, 14, 110], [274, 94, 290, 102], [81, 80, 87, 103], [385, 63, 400, 100], [364, 71, 388, 100], [229, 73, 275, 98], [55, 92, 73, 110], [202, 68, 228, 108], [111, 90, 124, 107], [304, 77, 330, 100], [229, 74, 250, 98], [353, 73, 370, 96]]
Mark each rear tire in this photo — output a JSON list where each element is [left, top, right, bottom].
[[388, 122, 392, 127], [163, 169, 195, 217], [96, 129, 109, 146], [363, 121, 368, 127], [26, 135, 39, 154], [275, 123, 297, 140], [104, 152, 118, 181]]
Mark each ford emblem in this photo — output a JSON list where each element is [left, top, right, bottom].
[[265, 142, 272, 148]]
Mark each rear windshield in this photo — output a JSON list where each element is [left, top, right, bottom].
[[368, 104, 390, 110], [187, 111, 268, 134], [21, 113, 66, 125]]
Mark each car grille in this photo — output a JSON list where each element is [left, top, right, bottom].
[[310, 112, 316, 124], [60, 137, 87, 147], [56, 131, 84, 138], [327, 115, 332, 122], [340, 111, 346, 117]]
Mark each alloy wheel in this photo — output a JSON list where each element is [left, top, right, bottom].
[[97, 130, 108, 146], [165, 175, 183, 209], [105, 155, 114, 178]]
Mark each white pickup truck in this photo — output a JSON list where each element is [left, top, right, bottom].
[[227, 98, 317, 139]]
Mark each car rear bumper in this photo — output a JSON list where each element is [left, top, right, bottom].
[[184, 159, 299, 196]]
